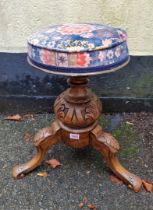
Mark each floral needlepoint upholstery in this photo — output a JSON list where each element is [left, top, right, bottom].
[[27, 23, 130, 76]]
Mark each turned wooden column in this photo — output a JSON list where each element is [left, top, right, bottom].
[[54, 77, 101, 148], [54, 77, 102, 129]]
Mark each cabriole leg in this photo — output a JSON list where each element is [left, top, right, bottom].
[[12, 121, 61, 179], [90, 125, 142, 192]]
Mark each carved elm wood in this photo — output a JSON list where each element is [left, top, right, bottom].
[[12, 76, 142, 192]]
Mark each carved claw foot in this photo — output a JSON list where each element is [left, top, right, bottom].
[[12, 121, 61, 179], [90, 125, 142, 192]]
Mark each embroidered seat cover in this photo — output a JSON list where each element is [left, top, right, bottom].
[[27, 23, 129, 76]]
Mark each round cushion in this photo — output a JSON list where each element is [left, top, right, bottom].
[[27, 23, 130, 76]]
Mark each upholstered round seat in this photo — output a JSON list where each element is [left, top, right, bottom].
[[27, 23, 130, 76]]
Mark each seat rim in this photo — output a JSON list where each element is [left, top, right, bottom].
[[27, 56, 130, 77]]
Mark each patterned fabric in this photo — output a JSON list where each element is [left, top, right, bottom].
[[28, 23, 127, 52], [27, 23, 129, 75], [28, 41, 128, 68]]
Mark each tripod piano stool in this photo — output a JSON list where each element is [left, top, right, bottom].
[[12, 23, 142, 192]]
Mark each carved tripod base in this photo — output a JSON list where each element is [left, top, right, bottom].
[[12, 77, 142, 192]]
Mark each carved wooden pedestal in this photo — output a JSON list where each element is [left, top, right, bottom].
[[12, 77, 142, 192]]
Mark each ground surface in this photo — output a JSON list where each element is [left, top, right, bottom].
[[0, 112, 153, 210]]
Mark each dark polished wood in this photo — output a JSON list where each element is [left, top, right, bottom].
[[12, 76, 142, 192]]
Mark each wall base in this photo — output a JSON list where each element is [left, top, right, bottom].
[[0, 53, 153, 113]]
